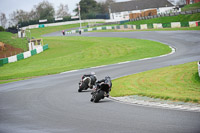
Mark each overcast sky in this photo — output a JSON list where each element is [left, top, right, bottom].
[[0, 0, 129, 18]]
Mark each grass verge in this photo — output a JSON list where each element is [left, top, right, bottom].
[[0, 36, 171, 83], [111, 62, 200, 103]]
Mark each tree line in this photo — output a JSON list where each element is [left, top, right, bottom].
[[0, 0, 115, 30]]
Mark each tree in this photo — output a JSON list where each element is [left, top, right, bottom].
[[9, 10, 29, 26], [176, 0, 186, 5], [0, 13, 7, 28], [98, 0, 115, 14], [74, 0, 99, 15], [56, 3, 70, 18], [34, 1, 55, 19]]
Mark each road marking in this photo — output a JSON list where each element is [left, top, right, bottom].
[[60, 70, 78, 74]]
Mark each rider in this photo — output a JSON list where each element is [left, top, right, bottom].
[[62, 30, 65, 35], [96, 76, 112, 97], [82, 72, 97, 89]]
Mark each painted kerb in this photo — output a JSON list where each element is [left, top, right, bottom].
[[0, 44, 49, 67]]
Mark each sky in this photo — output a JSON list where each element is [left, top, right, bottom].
[[0, 0, 129, 18]]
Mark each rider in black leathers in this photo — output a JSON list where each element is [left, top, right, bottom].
[[95, 76, 112, 97], [82, 72, 97, 89]]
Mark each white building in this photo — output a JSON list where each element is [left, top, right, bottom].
[[109, 0, 175, 20]]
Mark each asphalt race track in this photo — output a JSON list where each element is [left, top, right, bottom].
[[0, 30, 200, 133]]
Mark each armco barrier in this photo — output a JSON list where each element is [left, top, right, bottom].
[[136, 25, 141, 29], [162, 23, 171, 28], [31, 49, 37, 56], [198, 61, 200, 77], [181, 22, 189, 27], [0, 44, 48, 67], [3, 58, 8, 64], [17, 53, 24, 61], [0, 59, 3, 67], [147, 23, 154, 29]]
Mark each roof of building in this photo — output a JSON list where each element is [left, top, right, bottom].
[[110, 0, 174, 13]]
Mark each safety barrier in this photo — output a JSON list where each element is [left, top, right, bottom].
[[65, 20, 200, 34], [198, 61, 200, 77], [0, 44, 48, 67]]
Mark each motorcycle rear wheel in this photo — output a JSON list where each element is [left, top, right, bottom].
[[93, 90, 104, 103]]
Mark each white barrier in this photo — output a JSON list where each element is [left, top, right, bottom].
[[132, 25, 136, 30], [171, 22, 181, 28], [120, 25, 124, 29], [88, 28, 93, 31], [198, 61, 200, 77], [97, 27, 102, 30], [140, 24, 148, 30], [106, 26, 112, 30], [8, 55, 17, 63], [189, 21, 197, 27], [153, 23, 163, 29], [71, 30, 76, 34], [36, 46, 43, 54], [23, 51, 31, 59]]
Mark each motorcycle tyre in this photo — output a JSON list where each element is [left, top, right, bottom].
[[93, 90, 104, 103]]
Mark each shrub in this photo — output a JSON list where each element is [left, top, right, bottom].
[[0, 26, 5, 31]]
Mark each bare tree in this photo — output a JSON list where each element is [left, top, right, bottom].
[[56, 3, 70, 18], [9, 10, 29, 26], [0, 13, 7, 28], [34, 1, 55, 19], [176, 0, 186, 5]]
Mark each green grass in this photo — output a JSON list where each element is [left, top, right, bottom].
[[111, 62, 200, 103], [0, 32, 28, 51], [182, 2, 200, 11], [0, 36, 171, 82], [125, 13, 200, 25], [30, 23, 88, 38]]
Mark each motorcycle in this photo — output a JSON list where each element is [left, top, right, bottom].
[[78, 73, 96, 92], [91, 82, 111, 103]]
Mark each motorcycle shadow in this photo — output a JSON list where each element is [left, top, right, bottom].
[[91, 98, 113, 103]]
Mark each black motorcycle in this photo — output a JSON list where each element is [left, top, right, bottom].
[[91, 77, 112, 103], [78, 73, 96, 92]]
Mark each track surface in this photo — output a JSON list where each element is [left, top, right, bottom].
[[1, 31, 200, 133]]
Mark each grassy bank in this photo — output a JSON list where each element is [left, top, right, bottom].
[[0, 32, 28, 51], [181, 2, 200, 11], [111, 62, 200, 103], [125, 13, 200, 25], [0, 36, 171, 83]]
